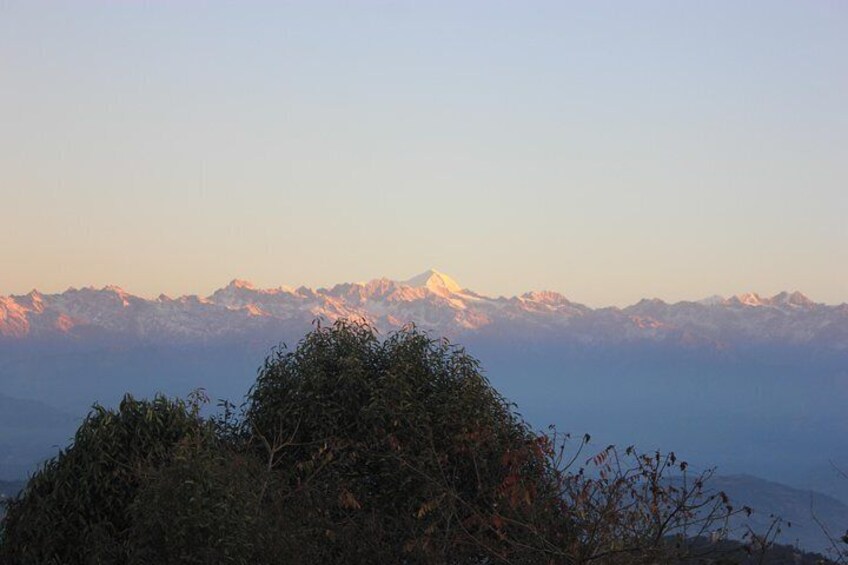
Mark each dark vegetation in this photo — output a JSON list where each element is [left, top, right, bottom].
[[0, 321, 844, 563], [0, 481, 24, 520]]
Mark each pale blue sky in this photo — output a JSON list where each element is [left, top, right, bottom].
[[1, 1, 846, 305]]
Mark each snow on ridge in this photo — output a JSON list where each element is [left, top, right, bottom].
[[0, 272, 836, 346]]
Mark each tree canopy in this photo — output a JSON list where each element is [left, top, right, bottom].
[[0, 394, 210, 564], [241, 320, 562, 562]]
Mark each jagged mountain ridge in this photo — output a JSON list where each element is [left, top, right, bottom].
[[1, 269, 846, 348]]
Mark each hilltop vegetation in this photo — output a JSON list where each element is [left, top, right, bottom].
[[1, 322, 845, 563], [0, 481, 24, 520]]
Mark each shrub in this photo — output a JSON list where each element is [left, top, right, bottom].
[[244, 320, 563, 562], [126, 433, 269, 565], [0, 394, 208, 564]]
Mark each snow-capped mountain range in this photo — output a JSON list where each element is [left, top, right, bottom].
[[1, 269, 846, 348]]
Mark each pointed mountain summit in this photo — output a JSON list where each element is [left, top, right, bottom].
[[769, 291, 815, 308], [729, 293, 766, 307], [227, 279, 255, 290], [402, 269, 463, 295], [726, 291, 817, 309]]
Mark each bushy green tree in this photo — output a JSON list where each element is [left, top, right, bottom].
[[0, 394, 208, 564], [126, 433, 269, 565], [244, 320, 564, 563]]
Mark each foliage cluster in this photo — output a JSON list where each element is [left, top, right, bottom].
[[1, 394, 210, 563], [1, 321, 841, 564]]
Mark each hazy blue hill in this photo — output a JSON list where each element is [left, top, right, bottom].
[[0, 340, 270, 415], [465, 335, 848, 505], [682, 537, 836, 564], [0, 393, 75, 428], [710, 474, 848, 557], [0, 479, 24, 498], [0, 393, 77, 479]]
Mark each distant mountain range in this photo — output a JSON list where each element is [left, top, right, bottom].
[[2, 269, 847, 349]]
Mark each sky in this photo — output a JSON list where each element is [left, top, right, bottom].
[[1, 1, 846, 306]]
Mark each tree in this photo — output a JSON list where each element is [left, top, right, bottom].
[[0, 394, 209, 564], [243, 320, 563, 563], [125, 430, 269, 565]]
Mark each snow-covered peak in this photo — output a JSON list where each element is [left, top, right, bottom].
[[731, 293, 766, 307], [227, 279, 255, 290], [402, 269, 463, 295], [521, 290, 570, 305], [16, 290, 46, 313], [725, 291, 817, 309], [102, 285, 132, 299], [769, 291, 815, 308]]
